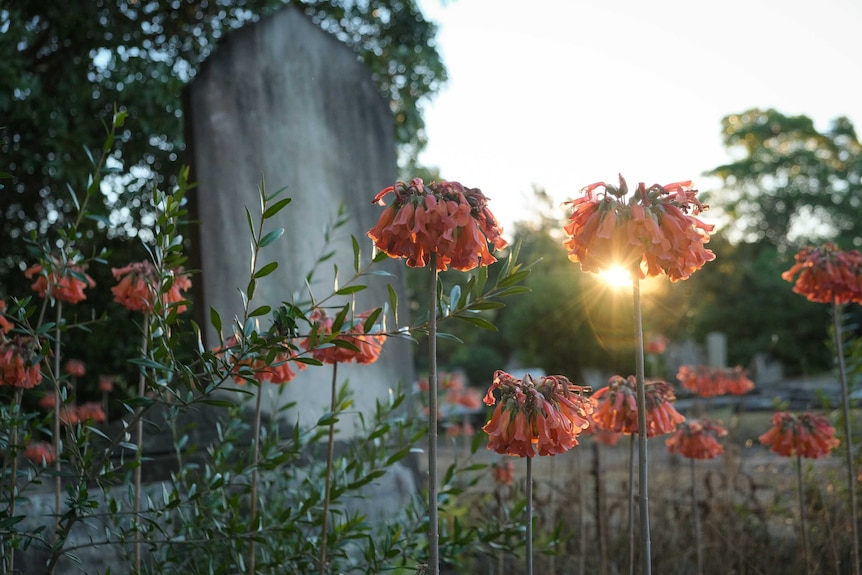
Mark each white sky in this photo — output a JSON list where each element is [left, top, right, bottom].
[[417, 0, 862, 234]]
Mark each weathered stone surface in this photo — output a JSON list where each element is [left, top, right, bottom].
[[184, 6, 415, 432]]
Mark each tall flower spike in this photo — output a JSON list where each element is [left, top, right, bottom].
[[758, 411, 840, 459], [666, 419, 727, 460], [781, 243, 862, 304], [368, 178, 507, 271], [483, 370, 592, 457], [590, 375, 684, 437], [562, 175, 715, 281]]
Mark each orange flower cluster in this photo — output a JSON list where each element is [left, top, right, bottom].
[[590, 375, 684, 437], [562, 175, 715, 281], [676, 365, 755, 398], [445, 422, 475, 438], [303, 308, 385, 365], [483, 370, 592, 457], [368, 177, 507, 271], [758, 411, 840, 459], [665, 418, 727, 460], [0, 300, 13, 334], [25, 259, 95, 304], [221, 335, 304, 385], [492, 459, 515, 486], [64, 359, 86, 377], [99, 375, 116, 393], [645, 334, 669, 355], [111, 260, 193, 313], [59, 402, 106, 425], [0, 335, 43, 389], [24, 442, 57, 465], [781, 243, 862, 304]]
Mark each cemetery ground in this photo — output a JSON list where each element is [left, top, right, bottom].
[[431, 403, 857, 575]]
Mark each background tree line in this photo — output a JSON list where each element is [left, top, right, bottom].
[[3, 2, 861, 391]]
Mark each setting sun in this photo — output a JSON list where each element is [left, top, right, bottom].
[[598, 266, 632, 288]]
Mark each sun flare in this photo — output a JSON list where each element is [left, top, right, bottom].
[[598, 266, 632, 288]]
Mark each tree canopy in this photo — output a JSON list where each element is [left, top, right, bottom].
[[0, 0, 446, 286], [707, 108, 862, 250]]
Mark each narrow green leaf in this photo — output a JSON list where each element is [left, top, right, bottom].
[[262, 197, 292, 219], [436, 332, 463, 343], [352, 235, 361, 273], [388, 284, 399, 326], [454, 315, 498, 331], [66, 183, 80, 211], [362, 308, 382, 333], [259, 228, 285, 248], [245, 207, 255, 239], [335, 285, 367, 295], [248, 305, 272, 318], [467, 301, 505, 311], [253, 261, 278, 279]]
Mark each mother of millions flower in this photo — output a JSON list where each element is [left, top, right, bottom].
[[781, 243, 862, 575], [482, 370, 592, 458], [368, 177, 506, 575], [590, 375, 684, 438]]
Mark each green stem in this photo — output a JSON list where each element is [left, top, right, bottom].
[[834, 301, 860, 575], [134, 314, 150, 573], [319, 363, 338, 575], [6, 389, 22, 574], [52, 302, 62, 553], [428, 253, 440, 575], [691, 458, 702, 575], [797, 455, 811, 574], [628, 433, 635, 575], [632, 272, 651, 575], [526, 455, 533, 575], [249, 373, 264, 575]]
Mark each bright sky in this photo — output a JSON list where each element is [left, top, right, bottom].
[[417, 0, 862, 234]]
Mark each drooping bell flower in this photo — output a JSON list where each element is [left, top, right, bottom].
[[590, 375, 684, 437], [368, 178, 507, 272], [221, 335, 304, 385], [111, 260, 192, 314], [781, 243, 862, 304], [758, 411, 840, 459], [677, 365, 755, 398], [24, 442, 57, 465], [585, 402, 624, 446], [25, 258, 95, 304], [483, 370, 592, 457], [0, 300, 13, 335], [64, 359, 86, 378], [302, 308, 385, 365], [60, 402, 107, 425], [492, 459, 515, 486], [562, 175, 715, 281], [0, 336, 43, 389], [666, 419, 727, 460]]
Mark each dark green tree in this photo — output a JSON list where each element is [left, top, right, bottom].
[[0, 0, 446, 287], [707, 108, 862, 249]]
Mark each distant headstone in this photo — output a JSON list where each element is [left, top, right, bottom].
[[706, 331, 727, 368], [184, 6, 415, 431]]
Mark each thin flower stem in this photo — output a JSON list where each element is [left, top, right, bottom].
[[627, 433, 635, 575], [428, 253, 440, 575], [526, 455, 533, 575], [249, 375, 264, 575], [134, 314, 150, 573], [691, 458, 703, 575], [319, 362, 339, 575], [632, 272, 651, 575], [577, 446, 585, 575], [834, 301, 860, 575], [52, 302, 62, 551], [797, 455, 811, 574], [592, 442, 609, 575], [7, 389, 22, 574]]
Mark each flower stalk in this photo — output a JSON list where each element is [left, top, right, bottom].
[[428, 252, 440, 575], [632, 270, 652, 575], [134, 314, 150, 573], [319, 363, 339, 575], [796, 454, 811, 573], [525, 455, 533, 575]]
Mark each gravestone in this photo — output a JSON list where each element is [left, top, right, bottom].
[[184, 6, 415, 431]]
